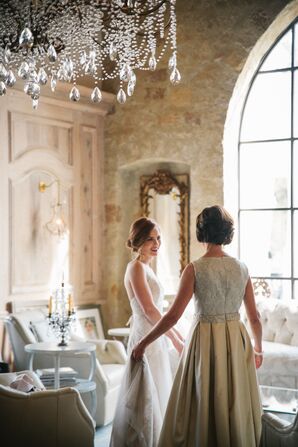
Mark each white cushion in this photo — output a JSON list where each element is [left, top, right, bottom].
[[0, 370, 45, 390], [29, 320, 56, 342], [13, 309, 49, 343], [94, 340, 127, 364], [261, 341, 298, 376], [241, 298, 298, 347], [241, 298, 298, 389], [102, 364, 126, 389]]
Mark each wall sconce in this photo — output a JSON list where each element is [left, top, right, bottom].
[[38, 178, 68, 239]]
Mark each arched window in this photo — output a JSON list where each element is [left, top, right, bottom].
[[239, 20, 298, 300]]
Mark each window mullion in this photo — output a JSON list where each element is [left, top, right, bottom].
[[291, 25, 295, 299]]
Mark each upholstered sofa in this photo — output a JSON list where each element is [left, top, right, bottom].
[[0, 370, 95, 447], [241, 298, 298, 389], [260, 411, 298, 447], [4, 307, 127, 426]]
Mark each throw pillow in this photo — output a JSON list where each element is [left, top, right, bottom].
[[10, 373, 42, 393], [29, 320, 56, 342]]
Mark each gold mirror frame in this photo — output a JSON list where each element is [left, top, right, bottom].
[[140, 169, 190, 274]]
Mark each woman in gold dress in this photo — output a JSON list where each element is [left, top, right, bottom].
[[133, 205, 263, 447]]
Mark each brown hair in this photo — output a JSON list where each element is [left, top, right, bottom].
[[196, 205, 234, 245], [127, 217, 159, 252]]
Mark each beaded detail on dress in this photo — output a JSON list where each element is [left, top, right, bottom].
[[192, 257, 249, 317], [194, 312, 240, 323]]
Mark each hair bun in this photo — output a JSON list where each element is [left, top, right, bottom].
[[127, 217, 157, 253], [196, 205, 234, 245]]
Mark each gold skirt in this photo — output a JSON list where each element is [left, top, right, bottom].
[[158, 317, 262, 447]]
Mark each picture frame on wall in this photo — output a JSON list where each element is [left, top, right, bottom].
[[76, 306, 104, 340]]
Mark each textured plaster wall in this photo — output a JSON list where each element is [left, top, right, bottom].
[[101, 0, 290, 329]]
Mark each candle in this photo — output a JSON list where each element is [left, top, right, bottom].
[[67, 294, 72, 315], [69, 294, 74, 311], [49, 296, 53, 315]]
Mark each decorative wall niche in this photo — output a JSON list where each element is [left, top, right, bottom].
[[140, 169, 190, 295]]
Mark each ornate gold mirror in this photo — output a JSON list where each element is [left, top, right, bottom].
[[140, 169, 189, 295]]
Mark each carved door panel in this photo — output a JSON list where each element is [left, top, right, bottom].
[[4, 105, 74, 302], [0, 91, 110, 308]]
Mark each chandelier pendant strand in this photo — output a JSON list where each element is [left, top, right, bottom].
[[0, 0, 180, 108]]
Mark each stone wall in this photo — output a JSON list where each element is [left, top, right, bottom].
[[101, 0, 290, 329]]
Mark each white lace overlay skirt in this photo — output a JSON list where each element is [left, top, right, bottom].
[[110, 318, 175, 447]]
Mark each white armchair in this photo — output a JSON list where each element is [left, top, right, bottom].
[[4, 308, 127, 426], [260, 412, 298, 447], [241, 297, 298, 389], [0, 370, 95, 447]]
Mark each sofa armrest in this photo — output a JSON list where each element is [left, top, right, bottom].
[[0, 385, 95, 447], [261, 411, 298, 447], [262, 412, 293, 431], [86, 339, 127, 364]]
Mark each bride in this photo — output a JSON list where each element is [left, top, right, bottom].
[[109, 217, 184, 447]]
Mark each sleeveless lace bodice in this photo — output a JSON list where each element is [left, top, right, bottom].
[[129, 264, 164, 315], [192, 257, 249, 317], [127, 263, 164, 351]]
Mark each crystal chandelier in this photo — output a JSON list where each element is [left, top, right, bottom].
[[0, 0, 180, 109]]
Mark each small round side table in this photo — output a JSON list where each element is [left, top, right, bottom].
[[25, 341, 97, 417]]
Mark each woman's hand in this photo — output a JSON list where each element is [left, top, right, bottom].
[[254, 348, 263, 369], [132, 341, 146, 361], [254, 353, 263, 369]]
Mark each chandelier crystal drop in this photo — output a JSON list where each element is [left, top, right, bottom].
[[0, 0, 180, 108]]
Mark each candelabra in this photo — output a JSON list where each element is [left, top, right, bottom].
[[48, 281, 76, 346]]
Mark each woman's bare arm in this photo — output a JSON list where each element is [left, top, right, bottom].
[[243, 277, 263, 369], [128, 261, 183, 349], [132, 263, 195, 360]]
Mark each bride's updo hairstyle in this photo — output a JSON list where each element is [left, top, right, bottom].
[[127, 217, 159, 252], [196, 205, 234, 245]]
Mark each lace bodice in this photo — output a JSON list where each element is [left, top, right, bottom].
[[128, 263, 164, 316], [125, 262, 165, 353], [192, 257, 249, 316]]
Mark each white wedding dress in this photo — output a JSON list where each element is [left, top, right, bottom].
[[109, 262, 176, 447]]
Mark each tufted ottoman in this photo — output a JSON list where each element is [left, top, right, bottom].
[[241, 298, 298, 389]]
